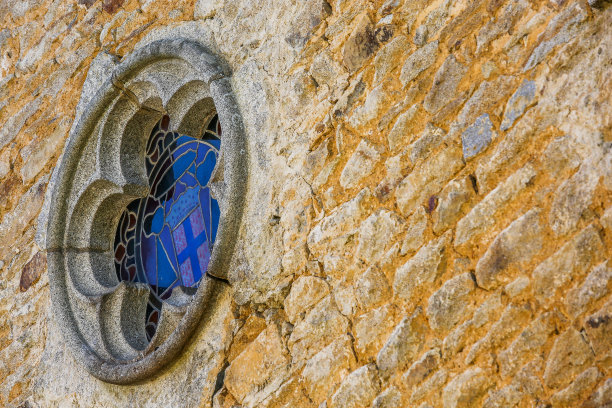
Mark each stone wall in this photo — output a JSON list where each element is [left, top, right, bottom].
[[0, 0, 611, 407]]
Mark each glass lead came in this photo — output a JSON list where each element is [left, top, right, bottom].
[[113, 114, 221, 341]]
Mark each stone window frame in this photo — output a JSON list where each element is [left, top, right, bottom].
[[40, 38, 247, 384]]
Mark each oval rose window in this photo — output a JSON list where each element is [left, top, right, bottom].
[[41, 38, 247, 384]]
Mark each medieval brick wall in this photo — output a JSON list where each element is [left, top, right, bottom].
[[0, 0, 610, 406]]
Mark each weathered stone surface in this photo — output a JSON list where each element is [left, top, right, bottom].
[[500, 80, 536, 131], [19, 251, 46, 292], [284, 276, 330, 324], [433, 178, 473, 234], [602, 206, 612, 233], [395, 146, 464, 216], [308, 188, 373, 257], [442, 368, 494, 408], [0, 97, 42, 150], [400, 206, 428, 255], [566, 262, 611, 318], [583, 301, 612, 359], [482, 383, 523, 408], [542, 134, 584, 177], [212, 386, 237, 408], [475, 209, 542, 290], [503, 276, 530, 299], [473, 113, 538, 193], [372, 386, 402, 408], [356, 209, 404, 264], [584, 378, 612, 408], [0, 174, 48, 249], [523, 4, 587, 72], [343, 14, 379, 72], [410, 368, 448, 404], [286, 0, 332, 49], [396, 0, 428, 30], [20, 118, 70, 183], [0, 153, 9, 180], [436, 331, 466, 374], [394, 232, 450, 301], [311, 50, 346, 89], [461, 114, 495, 160], [427, 273, 476, 332], [472, 293, 503, 329], [455, 164, 536, 248], [543, 328, 594, 389], [465, 304, 532, 365], [498, 312, 558, 377], [16, 9, 76, 73], [516, 359, 547, 397], [330, 364, 381, 408], [225, 325, 290, 404], [227, 314, 267, 362], [550, 367, 601, 407], [402, 349, 440, 391], [101, 0, 125, 14], [349, 83, 392, 128], [377, 308, 427, 378], [476, 1, 527, 54], [409, 123, 446, 164], [414, 0, 451, 45], [455, 75, 516, 132], [332, 72, 366, 118], [334, 282, 358, 318], [2, 0, 612, 406], [301, 335, 356, 403], [374, 36, 409, 85], [288, 295, 350, 362], [481, 61, 498, 79], [194, 0, 222, 19], [281, 244, 308, 278], [399, 40, 438, 86], [259, 378, 315, 408], [355, 266, 392, 309], [354, 303, 398, 360], [387, 103, 419, 151], [378, 0, 399, 16], [423, 55, 468, 114], [549, 158, 601, 236], [533, 224, 605, 303]]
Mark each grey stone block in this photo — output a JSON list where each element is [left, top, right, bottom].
[[461, 114, 494, 160]]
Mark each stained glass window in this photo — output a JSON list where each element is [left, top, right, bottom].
[[114, 114, 222, 341]]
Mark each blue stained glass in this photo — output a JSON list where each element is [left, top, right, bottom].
[[172, 151, 196, 178], [199, 188, 211, 241], [159, 225, 178, 271], [209, 138, 221, 150], [196, 151, 216, 186], [156, 239, 176, 288], [172, 141, 194, 158], [196, 144, 208, 162], [174, 135, 193, 147], [142, 235, 157, 285], [173, 181, 186, 201], [164, 197, 173, 214], [150, 207, 164, 234], [167, 187, 200, 228], [180, 170, 198, 188], [113, 114, 222, 341]]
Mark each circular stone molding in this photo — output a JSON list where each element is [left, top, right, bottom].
[[44, 39, 247, 384]]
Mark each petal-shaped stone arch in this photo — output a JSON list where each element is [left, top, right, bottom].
[[44, 39, 247, 384]]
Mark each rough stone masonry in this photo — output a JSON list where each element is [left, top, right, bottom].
[[0, 0, 611, 407]]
